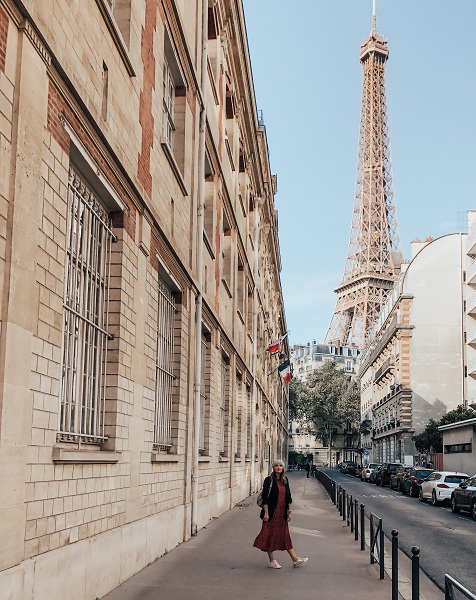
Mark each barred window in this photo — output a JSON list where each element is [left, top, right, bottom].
[[199, 333, 208, 452], [219, 356, 229, 454], [154, 279, 176, 449], [58, 167, 114, 444]]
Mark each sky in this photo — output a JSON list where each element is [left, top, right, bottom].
[[241, 0, 476, 346]]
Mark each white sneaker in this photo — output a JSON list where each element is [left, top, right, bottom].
[[268, 560, 281, 569], [293, 557, 309, 567]]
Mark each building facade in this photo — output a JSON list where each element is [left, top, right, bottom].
[[359, 235, 466, 465], [289, 342, 360, 467], [0, 1, 288, 598]]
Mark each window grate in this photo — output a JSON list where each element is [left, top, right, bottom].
[[58, 167, 113, 445], [154, 279, 175, 449]]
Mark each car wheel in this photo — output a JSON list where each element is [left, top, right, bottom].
[[451, 495, 460, 514], [431, 490, 439, 506], [419, 489, 426, 502], [471, 501, 476, 522], [409, 486, 415, 498]]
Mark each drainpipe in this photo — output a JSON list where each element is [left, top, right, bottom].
[[191, 0, 208, 537], [250, 197, 261, 494]]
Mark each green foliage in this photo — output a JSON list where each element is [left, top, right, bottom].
[[413, 419, 442, 453], [290, 361, 361, 445], [439, 405, 476, 426], [414, 405, 476, 453]]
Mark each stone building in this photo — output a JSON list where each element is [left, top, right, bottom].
[[289, 341, 360, 467], [359, 234, 466, 465], [0, 1, 288, 598]]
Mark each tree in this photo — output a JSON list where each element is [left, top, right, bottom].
[[413, 419, 442, 453], [439, 405, 476, 427], [413, 405, 476, 454], [291, 361, 361, 466]]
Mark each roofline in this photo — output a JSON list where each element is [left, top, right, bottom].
[[439, 417, 476, 431]]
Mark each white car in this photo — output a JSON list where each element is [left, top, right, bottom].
[[361, 463, 379, 482], [419, 471, 469, 506]]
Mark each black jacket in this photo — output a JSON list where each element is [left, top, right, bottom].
[[259, 475, 292, 521]]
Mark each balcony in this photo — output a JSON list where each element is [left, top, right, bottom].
[[374, 357, 394, 384], [467, 257, 476, 284], [467, 323, 476, 346], [467, 354, 476, 377], [467, 226, 476, 256], [467, 290, 476, 316]]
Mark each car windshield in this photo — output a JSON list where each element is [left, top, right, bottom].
[[389, 464, 400, 471], [368, 464, 378, 469], [444, 475, 468, 484], [416, 470, 433, 478]]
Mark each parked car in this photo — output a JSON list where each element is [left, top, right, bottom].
[[402, 467, 434, 497], [361, 463, 379, 482], [450, 475, 476, 520], [339, 460, 357, 473], [378, 462, 403, 487], [343, 462, 358, 475], [369, 464, 383, 484], [419, 471, 470, 505], [389, 466, 411, 491]]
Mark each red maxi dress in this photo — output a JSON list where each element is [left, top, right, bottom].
[[253, 480, 292, 552]]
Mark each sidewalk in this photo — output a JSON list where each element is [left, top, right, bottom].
[[102, 472, 396, 600]]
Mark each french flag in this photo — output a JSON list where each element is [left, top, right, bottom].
[[278, 360, 292, 383], [266, 332, 288, 355]]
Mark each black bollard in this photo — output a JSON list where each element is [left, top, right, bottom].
[[360, 504, 365, 550], [411, 547, 420, 600], [354, 499, 359, 541], [342, 489, 346, 521], [391, 530, 398, 600]]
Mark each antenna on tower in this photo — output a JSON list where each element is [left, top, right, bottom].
[[372, 0, 377, 33]]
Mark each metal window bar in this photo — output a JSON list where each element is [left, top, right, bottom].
[[163, 62, 175, 148], [219, 360, 227, 453], [199, 335, 207, 452], [154, 279, 175, 449], [59, 168, 113, 445]]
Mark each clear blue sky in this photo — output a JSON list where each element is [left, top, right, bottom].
[[242, 1, 476, 346]]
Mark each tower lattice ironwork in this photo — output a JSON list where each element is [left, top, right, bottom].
[[325, 7, 402, 349]]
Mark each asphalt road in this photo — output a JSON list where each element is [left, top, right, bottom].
[[323, 469, 476, 594]]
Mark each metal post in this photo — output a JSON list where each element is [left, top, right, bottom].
[[379, 524, 385, 580], [411, 547, 420, 600], [338, 487, 342, 515], [342, 489, 346, 521], [360, 504, 365, 550], [370, 514, 374, 564], [354, 499, 359, 541], [350, 496, 354, 532], [391, 530, 398, 600]]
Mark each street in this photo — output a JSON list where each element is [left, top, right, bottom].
[[325, 469, 476, 593]]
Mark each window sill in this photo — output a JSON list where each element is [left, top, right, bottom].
[[199, 456, 211, 462], [234, 457, 242, 463], [161, 141, 189, 196], [94, 0, 135, 77], [151, 452, 180, 463], [219, 455, 229, 463], [52, 448, 121, 464]]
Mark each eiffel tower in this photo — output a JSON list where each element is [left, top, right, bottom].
[[326, 2, 402, 349]]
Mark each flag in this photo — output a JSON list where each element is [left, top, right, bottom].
[[265, 332, 288, 355], [278, 359, 292, 383]]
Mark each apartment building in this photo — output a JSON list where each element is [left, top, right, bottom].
[[359, 234, 466, 465], [0, 1, 288, 598]]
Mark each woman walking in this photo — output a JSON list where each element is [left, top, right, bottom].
[[253, 459, 309, 569]]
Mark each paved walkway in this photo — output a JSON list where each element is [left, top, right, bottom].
[[102, 472, 411, 600]]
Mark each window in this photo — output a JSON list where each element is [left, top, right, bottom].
[[95, 0, 134, 76], [162, 59, 175, 149], [221, 210, 232, 294], [219, 355, 229, 454], [199, 331, 210, 453], [236, 254, 245, 319], [444, 443, 472, 453], [161, 28, 187, 190], [58, 166, 114, 445], [153, 279, 176, 450]]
